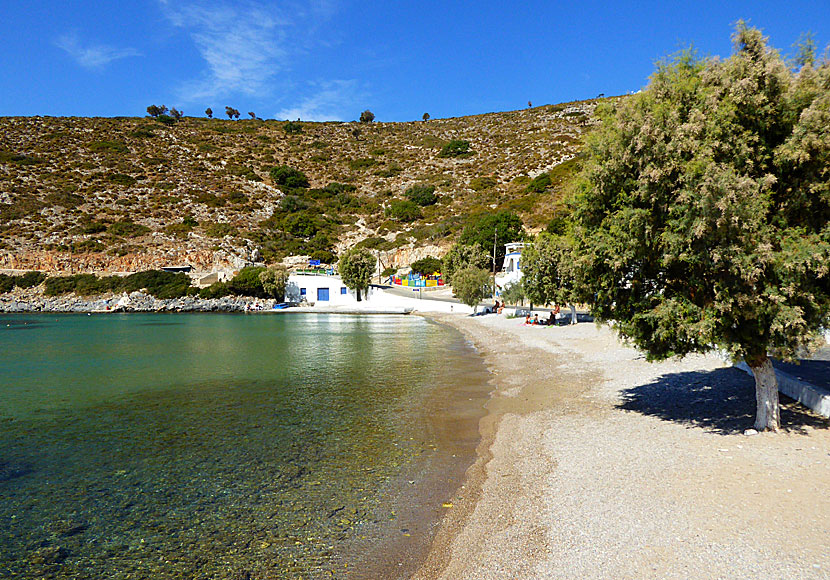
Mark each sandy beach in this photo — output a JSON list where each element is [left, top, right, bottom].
[[413, 313, 830, 580]]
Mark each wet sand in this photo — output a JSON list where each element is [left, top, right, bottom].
[[414, 313, 830, 579]]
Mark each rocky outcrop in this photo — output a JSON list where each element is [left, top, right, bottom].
[[0, 289, 275, 313]]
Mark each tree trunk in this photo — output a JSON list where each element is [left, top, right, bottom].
[[569, 303, 577, 325], [748, 356, 780, 432], [356, 288, 362, 302]]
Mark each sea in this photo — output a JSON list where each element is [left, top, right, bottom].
[[0, 313, 490, 579]]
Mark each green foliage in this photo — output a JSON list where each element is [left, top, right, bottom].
[[204, 222, 237, 238], [348, 158, 377, 170], [452, 267, 492, 310], [107, 173, 137, 186], [404, 184, 438, 206], [258, 266, 288, 299], [359, 110, 375, 123], [0, 271, 46, 293], [15, 271, 47, 289], [0, 151, 43, 165], [270, 165, 310, 189], [146, 105, 167, 117], [381, 266, 397, 278], [526, 172, 552, 193], [120, 270, 191, 298], [199, 281, 231, 299], [410, 256, 442, 276], [470, 176, 497, 191], [385, 199, 422, 222], [500, 282, 525, 306], [338, 247, 375, 300], [89, 140, 128, 154], [282, 212, 326, 239], [108, 221, 150, 238], [441, 243, 489, 286], [438, 139, 472, 158], [458, 211, 524, 269], [283, 120, 303, 134], [572, 25, 830, 429], [521, 233, 575, 307], [229, 266, 267, 297]]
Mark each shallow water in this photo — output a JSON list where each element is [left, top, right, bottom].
[[0, 313, 489, 579]]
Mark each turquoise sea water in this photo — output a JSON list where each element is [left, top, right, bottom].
[[0, 313, 489, 579]]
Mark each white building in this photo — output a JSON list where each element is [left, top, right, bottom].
[[286, 273, 366, 305], [495, 242, 525, 295]]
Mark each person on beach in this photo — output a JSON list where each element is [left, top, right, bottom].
[[533, 314, 539, 325], [547, 311, 555, 325], [525, 313, 531, 325]]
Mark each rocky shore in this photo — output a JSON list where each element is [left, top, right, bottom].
[[0, 288, 275, 313]]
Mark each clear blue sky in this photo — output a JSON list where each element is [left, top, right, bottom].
[[1, 1, 827, 121]]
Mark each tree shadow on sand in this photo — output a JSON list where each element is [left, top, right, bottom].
[[617, 367, 830, 435]]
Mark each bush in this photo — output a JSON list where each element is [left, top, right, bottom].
[[45, 275, 84, 296], [270, 165, 309, 189], [359, 110, 375, 123], [283, 120, 303, 134], [526, 172, 552, 193], [404, 184, 438, 206], [204, 222, 237, 238], [471, 176, 497, 191], [410, 256, 442, 276], [259, 266, 288, 299], [0, 274, 15, 293], [229, 266, 267, 297], [438, 139, 472, 158], [89, 141, 128, 154], [108, 173, 137, 187], [108, 221, 150, 238], [348, 158, 377, 170], [385, 199, 421, 222], [120, 270, 192, 298], [199, 281, 232, 299], [15, 271, 46, 289]]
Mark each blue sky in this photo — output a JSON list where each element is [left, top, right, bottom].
[[1, 1, 827, 121]]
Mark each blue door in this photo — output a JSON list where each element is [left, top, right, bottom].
[[317, 287, 330, 301]]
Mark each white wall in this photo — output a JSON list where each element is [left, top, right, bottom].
[[286, 274, 358, 305]]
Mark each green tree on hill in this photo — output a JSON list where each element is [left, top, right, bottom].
[[205, 107, 213, 118], [459, 211, 524, 271], [359, 110, 375, 123], [571, 24, 830, 431]]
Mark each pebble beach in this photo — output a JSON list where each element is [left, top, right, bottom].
[[414, 313, 830, 580]]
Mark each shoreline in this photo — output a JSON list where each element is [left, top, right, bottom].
[[413, 312, 830, 579]]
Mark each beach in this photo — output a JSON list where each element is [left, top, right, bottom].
[[414, 313, 830, 579]]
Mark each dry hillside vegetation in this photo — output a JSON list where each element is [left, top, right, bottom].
[[0, 101, 597, 273]]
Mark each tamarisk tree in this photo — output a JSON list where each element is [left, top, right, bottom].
[[572, 24, 830, 431], [338, 247, 375, 301]]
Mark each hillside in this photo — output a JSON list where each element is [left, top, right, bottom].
[[0, 100, 599, 275]]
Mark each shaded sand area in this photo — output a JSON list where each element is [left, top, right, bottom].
[[414, 314, 830, 580]]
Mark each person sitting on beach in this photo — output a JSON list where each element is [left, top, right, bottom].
[[524, 313, 531, 325], [532, 314, 539, 325], [547, 311, 555, 325]]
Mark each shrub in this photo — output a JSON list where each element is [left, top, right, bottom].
[[89, 141, 128, 154], [270, 165, 309, 189], [108, 221, 150, 238], [0, 274, 15, 293], [108, 173, 137, 187], [410, 256, 442, 276], [404, 184, 438, 206], [204, 222, 237, 238], [258, 266, 288, 299], [120, 270, 192, 298], [0, 151, 43, 165], [438, 139, 472, 158], [282, 212, 326, 239], [130, 128, 156, 140], [526, 172, 552, 193], [471, 176, 497, 191], [385, 199, 421, 222], [348, 158, 377, 170], [283, 120, 303, 134], [229, 266, 267, 297], [15, 271, 47, 289], [45, 275, 84, 296], [359, 110, 375, 123], [199, 281, 232, 299]]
